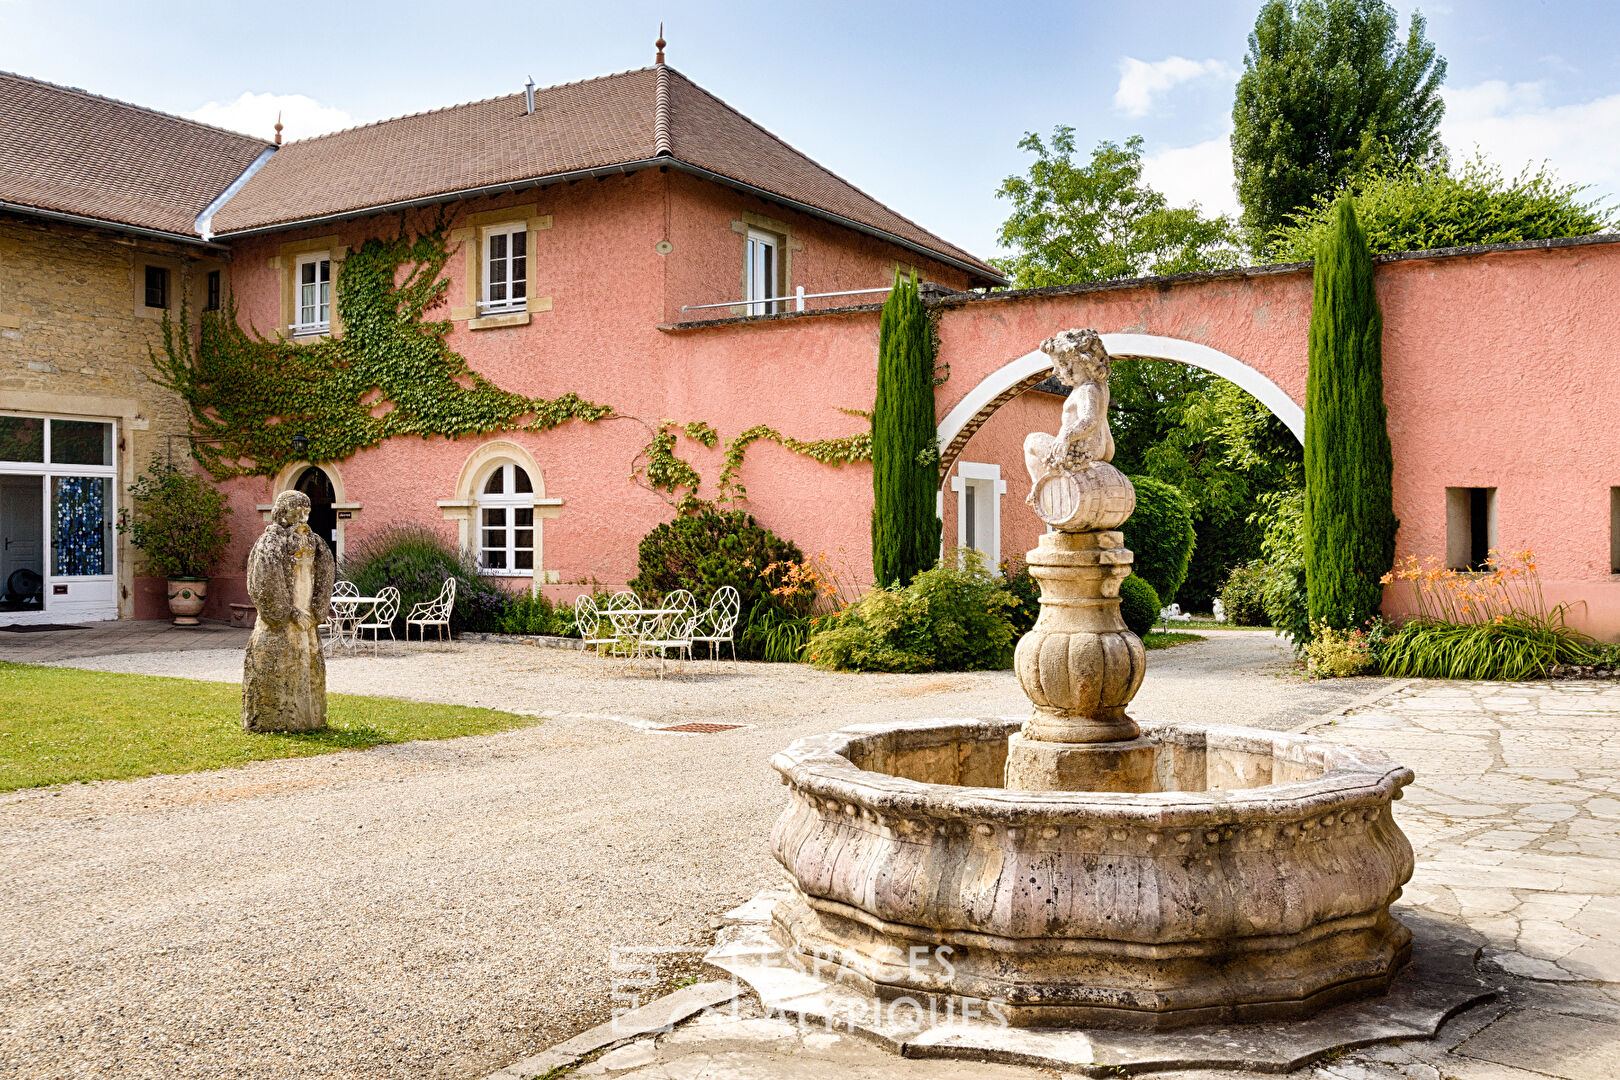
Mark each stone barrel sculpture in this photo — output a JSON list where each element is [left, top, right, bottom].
[[767, 329, 1416, 1029]]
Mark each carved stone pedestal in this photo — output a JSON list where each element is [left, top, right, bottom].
[[1005, 528, 1151, 793]]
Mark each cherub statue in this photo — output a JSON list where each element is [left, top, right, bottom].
[[242, 490, 336, 732], [1023, 328, 1115, 493]]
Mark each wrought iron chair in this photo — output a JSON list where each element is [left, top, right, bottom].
[[691, 585, 742, 667], [325, 580, 360, 653], [574, 594, 623, 657], [356, 585, 401, 653], [640, 589, 699, 678], [406, 578, 456, 643]]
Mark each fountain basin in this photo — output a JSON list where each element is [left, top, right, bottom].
[[769, 716, 1415, 1029]]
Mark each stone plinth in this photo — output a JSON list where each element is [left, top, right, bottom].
[[1006, 529, 1152, 792], [768, 717, 1417, 1030]]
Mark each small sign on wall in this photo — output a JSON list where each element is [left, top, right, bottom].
[[337, 511, 352, 520], [53, 584, 68, 595]]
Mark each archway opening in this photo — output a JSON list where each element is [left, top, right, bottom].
[[937, 333, 1304, 615], [294, 466, 337, 549]]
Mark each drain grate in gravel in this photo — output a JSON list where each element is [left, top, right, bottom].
[[656, 722, 747, 734]]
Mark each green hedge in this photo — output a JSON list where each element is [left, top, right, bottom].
[[1219, 562, 1271, 626], [1122, 476, 1195, 604], [1118, 574, 1160, 637]]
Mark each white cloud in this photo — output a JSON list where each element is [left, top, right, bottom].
[[186, 91, 354, 142], [1141, 133, 1240, 219], [1442, 80, 1620, 200], [1113, 57, 1234, 117]]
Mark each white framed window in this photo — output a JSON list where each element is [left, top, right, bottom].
[[950, 462, 1007, 568], [478, 462, 535, 574], [1446, 486, 1497, 571], [744, 229, 778, 315], [481, 224, 528, 314], [292, 254, 331, 334]]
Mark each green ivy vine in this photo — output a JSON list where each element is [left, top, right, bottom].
[[152, 219, 871, 509]]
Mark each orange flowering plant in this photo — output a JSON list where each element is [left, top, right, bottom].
[[1378, 549, 1602, 679]]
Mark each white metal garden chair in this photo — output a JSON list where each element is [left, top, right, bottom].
[[406, 578, 456, 643], [356, 585, 401, 653], [607, 590, 640, 611], [639, 590, 699, 678], [324, 580, 360, 653], [691, 585, 741, 667], [574, 594, 623, 657]]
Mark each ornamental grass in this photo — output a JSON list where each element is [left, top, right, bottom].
[[1378, 550, 1601, 680]]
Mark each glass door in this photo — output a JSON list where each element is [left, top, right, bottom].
[[0, 414, 117, 625]]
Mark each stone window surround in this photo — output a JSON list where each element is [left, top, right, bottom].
[[268, 235, 347, 340], [258, 460, 360, 561], [131, 252, 225, 323], [950, 461, 1007, 568], [730, 211, 802, 316], [437, 439, 562, 586], [134, 254, 182, 320], [449, 205, 553, 330]]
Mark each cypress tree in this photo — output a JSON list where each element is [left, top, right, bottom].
[[1304, 196, 1398, 630], [871, 272, 942, 587]]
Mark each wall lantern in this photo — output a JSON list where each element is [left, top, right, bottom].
[[291, 431, 310, 456]]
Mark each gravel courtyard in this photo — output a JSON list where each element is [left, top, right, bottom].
[[0, 631, 1388, 1079]]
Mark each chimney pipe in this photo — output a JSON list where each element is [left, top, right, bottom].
[[524, 76, 535, 115]]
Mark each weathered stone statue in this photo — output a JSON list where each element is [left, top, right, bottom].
[[1006, 329, 1152, 791], [242, 490, 335, 733]]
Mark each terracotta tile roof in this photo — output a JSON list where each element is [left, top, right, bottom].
[[209, 67, 1001, 280], [0, 71, 271, 238]]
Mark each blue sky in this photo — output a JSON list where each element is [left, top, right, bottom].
[[4, 1, 1617, 260]]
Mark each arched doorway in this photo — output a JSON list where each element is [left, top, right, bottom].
[[294, 466, 337, 551]]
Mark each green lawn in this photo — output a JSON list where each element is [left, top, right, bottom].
[[1143, 631, 1204, 649], [0, 662, 538, 792]]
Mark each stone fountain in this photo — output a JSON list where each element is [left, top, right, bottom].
[[708, 330, 1489, 1069]]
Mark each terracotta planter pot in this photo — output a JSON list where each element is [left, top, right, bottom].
[[167, 577, 208, 626]]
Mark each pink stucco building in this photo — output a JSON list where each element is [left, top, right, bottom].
[[6, 60, 1620, 639]]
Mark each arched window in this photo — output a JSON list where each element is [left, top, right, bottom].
[[478, 462, 534, 573]]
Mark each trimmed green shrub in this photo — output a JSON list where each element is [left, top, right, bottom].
[[117, 455, 233, 579], [807, 552, 1017, 672], [1000, 556, 1041, 636], [1122, 476, 1195, 604], [1118, 574, 1160, 638], [498, 591, 557, 635], [871, 272, 941, 587], [629, 509, 810, 661], [1304, 197, 1397, 631], [342, 523, 509, 633], [1219, 562, 1271, 626]]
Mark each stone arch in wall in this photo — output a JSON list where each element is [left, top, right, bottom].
[[935, 333, 1305, 481], [438, 439, 564, 586], [264, 460, 357, 560]]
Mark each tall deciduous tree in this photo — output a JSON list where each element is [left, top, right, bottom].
[[1304, 197, 1397, 630], [995, 129, 1240, 287], [1272, 156, 1613, 261], [1233, 0, 1447, 251], [871, 273, 941, 588]]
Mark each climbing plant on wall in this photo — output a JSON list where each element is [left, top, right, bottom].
[[153, 218, 873, 513], [152, 222, 612, 479], [1304, 196, 1397, 631], [870, 272, 941, 587]]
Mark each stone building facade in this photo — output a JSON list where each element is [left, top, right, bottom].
[[0, 213, 230, 620]]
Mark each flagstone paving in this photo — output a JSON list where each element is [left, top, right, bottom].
[[550, 679, 1620, 1080]]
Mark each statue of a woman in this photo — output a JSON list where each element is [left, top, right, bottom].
[[242, 490, 336, 732]]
